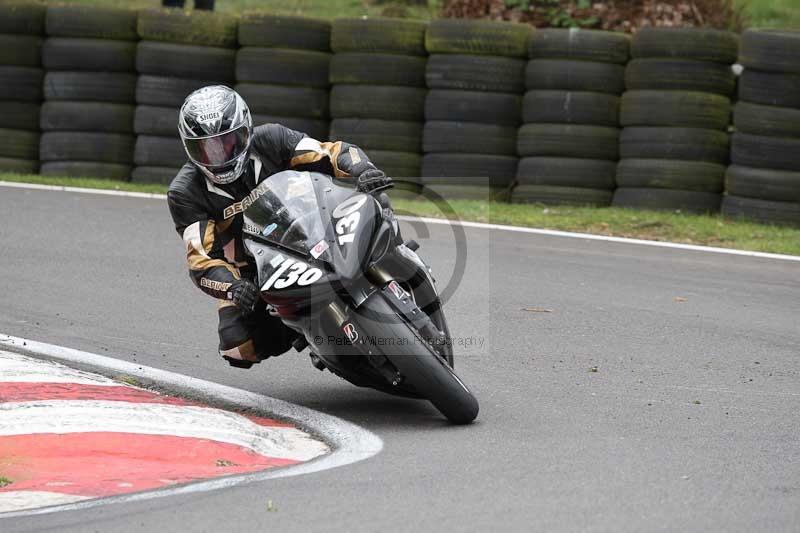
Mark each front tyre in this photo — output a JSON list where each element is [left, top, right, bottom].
[[356, 294, 479, 424]]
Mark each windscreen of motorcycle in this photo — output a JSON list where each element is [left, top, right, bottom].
[[241, 171, 326, 256]]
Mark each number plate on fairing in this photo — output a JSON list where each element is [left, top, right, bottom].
[[261, 256, 324, 291]]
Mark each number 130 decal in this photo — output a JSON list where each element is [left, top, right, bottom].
[[262, 258, 323, 291], [332, 195, 368, 245]]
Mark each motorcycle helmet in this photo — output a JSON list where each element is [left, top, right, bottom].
[[179, 85, 253, 185]]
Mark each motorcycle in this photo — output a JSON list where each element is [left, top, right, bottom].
[[241, 170, 479, 424]]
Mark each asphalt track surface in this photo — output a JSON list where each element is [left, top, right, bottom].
[[1, 187, 798, 532]]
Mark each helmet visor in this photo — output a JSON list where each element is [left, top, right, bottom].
[[184, 125, 250, 168]]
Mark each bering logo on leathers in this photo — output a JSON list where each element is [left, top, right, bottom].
[[222, 179, 272, 219]]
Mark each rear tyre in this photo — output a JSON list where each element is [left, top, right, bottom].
[[357, 294, 479, 424]]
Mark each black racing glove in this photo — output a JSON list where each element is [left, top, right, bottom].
[[356, 168, 393, 194], [228, 279, 260, 315]]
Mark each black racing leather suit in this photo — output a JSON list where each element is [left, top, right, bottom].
[[167, 123, 377, 364]]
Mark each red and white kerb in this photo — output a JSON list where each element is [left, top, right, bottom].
[[0, 351, 329, 513]]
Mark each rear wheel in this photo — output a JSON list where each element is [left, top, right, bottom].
[[355, 293, 478, 424]]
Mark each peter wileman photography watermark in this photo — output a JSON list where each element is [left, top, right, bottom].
[[312, 334, 487, 350]]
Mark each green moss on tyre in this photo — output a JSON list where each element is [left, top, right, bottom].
[[239, 12, 330, 51], [620, 91, 731, 131], [528, 28, 630, 64], [425, 19, 531, 58], [45, 5, 138, 40], [137, 9, 238, 48], [331, 18, 427, 55]]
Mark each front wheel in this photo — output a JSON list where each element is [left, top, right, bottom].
[[354, 294, 479, 424]]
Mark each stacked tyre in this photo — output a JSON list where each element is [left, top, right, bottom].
[[613, 28, 738, 213], [236, 13, 331, 139], [0, 2, 45, 174], [133, 9, 238, 184], [423, 19, 530, 201], [329, 18, 428, 199], [514, 29, 629, 206], [723, 30, 800, 226], [39, 6, 138, 180]]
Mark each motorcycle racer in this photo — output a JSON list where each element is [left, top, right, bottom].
[[167, 85, 392, 368]]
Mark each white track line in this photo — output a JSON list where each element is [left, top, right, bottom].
[[397, 216, 800, 263], [0, 333, 383, 519], [0, 180, 167, 199], [2, 179, 798, 262]]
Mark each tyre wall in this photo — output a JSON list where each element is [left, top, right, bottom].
[[422, 19, 530, 201], [132, 8, 237, 184], [39, 6, 138, 181], [513, 28, 629, 206], [612, 28, 738, 214], [0, 3, 45, 174], [7, 4, 800, 226], [237, 13, 331, 142], [723, 30, 800, 226], [329, 18, 428, 200]]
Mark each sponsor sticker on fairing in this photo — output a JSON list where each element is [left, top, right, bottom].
[[243, 220, 263, 235], [388, 280, 407, 300], [269, 253, 285, 268], [343, 323, 359, 343], [310, 239, 329, 259], [262, 223, 278, 237]]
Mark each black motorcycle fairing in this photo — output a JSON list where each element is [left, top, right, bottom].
[[238, 171, 471, 413], [244, 238, 340, 312], [242, 171, 381, 282], [315, 178, 381, 284]]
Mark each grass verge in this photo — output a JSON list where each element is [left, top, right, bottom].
[[741, 0, 800, 29], [0, 477, 12, 488], [391, 197, 800, 256], [3, 172, 799, 256]]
